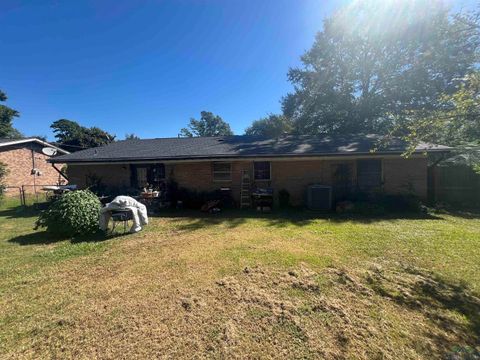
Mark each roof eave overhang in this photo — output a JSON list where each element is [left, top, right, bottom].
[[0, 138, 70, 154], [49, 149, 448, 165]]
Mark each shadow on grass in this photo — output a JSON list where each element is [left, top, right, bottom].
[[0, 204, 43, 219], [433, 208, 480, 220], [366, 266, 480, 350], [2, 202, 133, 245], [152, 208, 443, 231], [8, 230, 125, 246]]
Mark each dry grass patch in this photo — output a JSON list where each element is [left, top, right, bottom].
[[1, 203, 480, 358], [163, 263, 479, 359]]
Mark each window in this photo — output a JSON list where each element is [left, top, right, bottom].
[[151, 164, 165, 183], [212, 162, 231, 181], [131, 164, 165, 189], [136, 167, 149, 188], [357, 159, 382, 191], [332, 163, 353, 199], [254, 161, 271, 180]]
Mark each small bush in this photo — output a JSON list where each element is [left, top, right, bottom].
[[35, 190, 101, 236], [85, 173, 107, 195], [381, 194, 422, 212], [351, 202, 386, 215], [337, 191, 422, 215]]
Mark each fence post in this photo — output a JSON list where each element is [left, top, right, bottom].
[[427, 166, 435, 206], [21, 186, 26, 206]]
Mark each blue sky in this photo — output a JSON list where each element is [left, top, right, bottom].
[[0, 0, 476, 140]]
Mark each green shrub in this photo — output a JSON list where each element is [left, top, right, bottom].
[[350, 201, 386, 216], [381, 194, 422, 212], [35, 190, 101, 236], [85, 173, 107, 195], [341, 191, 422, 214]]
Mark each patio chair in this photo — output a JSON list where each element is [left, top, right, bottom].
[[110, 209, 134, 234]]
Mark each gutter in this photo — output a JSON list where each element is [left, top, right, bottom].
[[47, 150, 446, 165]]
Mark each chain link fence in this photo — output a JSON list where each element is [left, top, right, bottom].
[[5, 184, 61, 208]]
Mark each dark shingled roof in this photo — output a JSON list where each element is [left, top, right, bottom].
[[50, 134, 450, 163]]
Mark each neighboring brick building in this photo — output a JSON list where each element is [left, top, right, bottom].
[[0, 138, 68, 196], [51, 135, 449, 208]]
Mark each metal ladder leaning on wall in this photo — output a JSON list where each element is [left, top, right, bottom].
[[240, 170, 251, 209]]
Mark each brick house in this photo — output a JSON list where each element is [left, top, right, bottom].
[[50, 135, 449, 207], [0, 138, 69, 196]]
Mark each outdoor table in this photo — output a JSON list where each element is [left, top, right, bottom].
[[251, 188, 274, 212]]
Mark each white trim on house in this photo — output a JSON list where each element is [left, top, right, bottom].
[[0, 138, 69, 154]]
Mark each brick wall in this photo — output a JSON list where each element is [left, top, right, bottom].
[[383, 157, 427, 199], [266, 160, 358, 206], [68, 163, 131, 189], [68, 156, 428, 206], [0, 144, 65, 196], [170, 160, 334, 205], [169, 161, 251, 204]]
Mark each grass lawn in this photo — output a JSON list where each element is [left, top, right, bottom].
[[1, 199, 480, 359]]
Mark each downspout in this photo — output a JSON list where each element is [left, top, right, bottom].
[[31, 148, 37, 198]]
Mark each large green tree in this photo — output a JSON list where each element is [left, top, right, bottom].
[[0, 89, 23, 138], [283, 0, 479, 136], [180, 111, 233, 137], [51, 119, 115, 152], [384, 71, 480, 167], [245, 114, 293, 138]]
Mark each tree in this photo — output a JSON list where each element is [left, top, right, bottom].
[[245, 114, 293, 137], [0, 161, 9, 198], [0, 89, 23, 138], [180, 111, 233, 137], [125, 133, 140, 140], [385, 71, 480, 159], [30, 135, 48, 142], [51, 119, 115, 152], [283, 0, 479, 136]]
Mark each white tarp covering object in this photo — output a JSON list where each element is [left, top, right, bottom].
[[99, 196, 148, 233]]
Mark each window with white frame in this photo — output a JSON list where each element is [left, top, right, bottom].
[[254, 161, 271, 180], [212, 162, 231, 181]]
